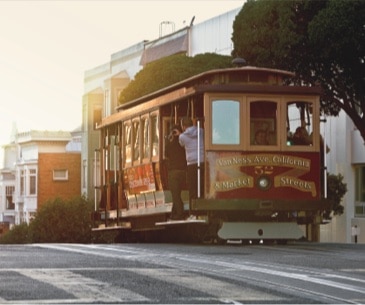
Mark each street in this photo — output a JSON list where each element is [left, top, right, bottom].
[[0, 242, 364, 304]]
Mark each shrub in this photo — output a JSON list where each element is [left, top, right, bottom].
[[0, 223, 31, 244], [29, 196, 93, 243], [0, 196, 94, 244], [325, 173, 347, 219]]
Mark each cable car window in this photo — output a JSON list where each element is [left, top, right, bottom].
[[124, 123, 132, 165], [141, 116, 150, 159], [133, 120, 140, 162], [250, 101, 277, 145], [287, 102, 313, 146], [151, 113, 159, 157], [212, 100, 240, 145], [106, 133, 119, 182]]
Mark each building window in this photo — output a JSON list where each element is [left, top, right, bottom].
[[6, 186, 15, 210], [20, 169, 25, 196], [53, 169, 68, 181], [29, 169, 37, 195], [104, 89, 110, 117], [355, 166, 365, 217], [93, 108, 102, 130]]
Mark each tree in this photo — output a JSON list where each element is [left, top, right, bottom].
[[232, 0, 365, 143], [307, 0, 365, 140], [119, 53, 232, 105]]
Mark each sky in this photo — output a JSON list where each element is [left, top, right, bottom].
[[0, 0, 244, 145]]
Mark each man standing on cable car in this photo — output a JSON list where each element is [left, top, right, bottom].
[[165, 124, 187, 221], [178, 117, 205, 220]]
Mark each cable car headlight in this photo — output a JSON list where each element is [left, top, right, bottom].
[[257, 175, 271, 190]]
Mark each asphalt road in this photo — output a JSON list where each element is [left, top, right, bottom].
[[0, 242, 364, 304]]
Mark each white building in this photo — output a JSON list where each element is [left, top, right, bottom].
[[81, 7, 364, 243], [0, 142, 17, 225], [320, 113, 365, 243], [0, 129, 81, 225]]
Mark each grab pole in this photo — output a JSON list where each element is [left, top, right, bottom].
[[197, 119, 200, 198]]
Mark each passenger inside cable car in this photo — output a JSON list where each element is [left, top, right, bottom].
[[254, 129, 269, 145], [291, 126, 311, 145]]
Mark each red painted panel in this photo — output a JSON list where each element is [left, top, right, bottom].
[[205, 151, 321, 200]]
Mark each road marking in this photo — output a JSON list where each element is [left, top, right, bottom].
[[127, 267, 283, 302], [0, 267, 283, 304], [37, 244, 365, 294], [341, 268, 365, 272], [16, 269, 149, 303], [34, 244, 364, 303]]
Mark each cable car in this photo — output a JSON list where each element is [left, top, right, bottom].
[[93, 66, 331, 243]]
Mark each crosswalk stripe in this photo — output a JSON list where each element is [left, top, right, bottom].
[[0, 267, 284, 303], [17, 269, 150, 303], [126, 267, 283, 302]]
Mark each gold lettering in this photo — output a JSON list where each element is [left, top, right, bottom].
[[277, 176, 317, 197], [214, 177, 253, 191], [216, 154, 310, 170]]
